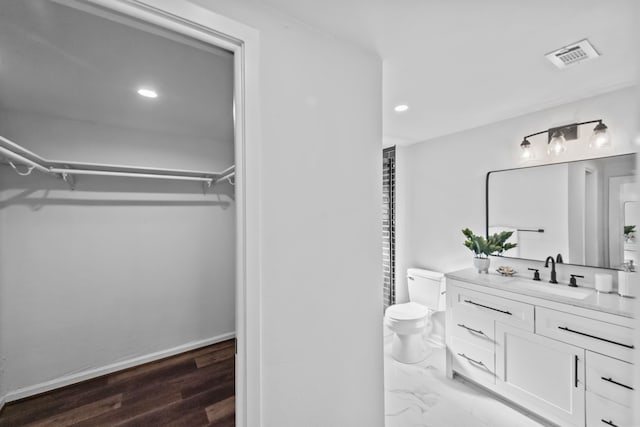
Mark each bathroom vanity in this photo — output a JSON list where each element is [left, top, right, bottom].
[[445, 268, 635, 427]]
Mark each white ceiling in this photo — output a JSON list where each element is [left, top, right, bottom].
[[0, 0, 234, 141], [256, 0, 638, 145], [1, 1, 635, 147]]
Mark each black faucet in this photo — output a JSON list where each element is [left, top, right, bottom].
[[556, 253, 564, 264], [544, 256, 558, 284]]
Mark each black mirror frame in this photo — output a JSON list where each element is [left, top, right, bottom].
[[485, 153, 636, 271]]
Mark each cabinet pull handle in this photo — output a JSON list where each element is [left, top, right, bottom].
[[601, 376, 634, 390], [557, 326, 635, 349], [457, 353, 485, 366], [457, 323, 486, 336], [574, 355, 579, 388], [601, 419, 618, 427], [463, 299, 512, 315]]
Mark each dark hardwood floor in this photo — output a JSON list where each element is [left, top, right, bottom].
[[0, 339, 235, 426]]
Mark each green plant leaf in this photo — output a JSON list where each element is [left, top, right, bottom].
[[463, 227, 518, 256]]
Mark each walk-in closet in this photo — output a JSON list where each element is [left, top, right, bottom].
[[0, 0, 236, 423]]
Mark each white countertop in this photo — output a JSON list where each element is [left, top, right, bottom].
[[446, 268, 635, 319]]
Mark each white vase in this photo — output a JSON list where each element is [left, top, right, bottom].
[[473, 257, 490, 273]]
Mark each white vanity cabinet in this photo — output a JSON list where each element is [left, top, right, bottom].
[[445, 274, 635, 427]]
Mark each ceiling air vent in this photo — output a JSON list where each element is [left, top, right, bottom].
[[545, 39, 600, 69]]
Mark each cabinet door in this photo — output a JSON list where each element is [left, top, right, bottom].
[[495, 323, 585, 427]]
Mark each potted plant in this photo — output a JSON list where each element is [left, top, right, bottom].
[[624, 225, 636, 243], [462, 228, 518, 273]]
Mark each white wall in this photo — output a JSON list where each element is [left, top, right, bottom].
[[0, 109, 236, 397], [396, 87, 638, 302], [0, 108, 4, 410], [0, 141, 4, 410], [186, 2, 384, 426]]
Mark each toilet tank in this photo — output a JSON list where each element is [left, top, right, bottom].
[[407, 268, 445, 310]]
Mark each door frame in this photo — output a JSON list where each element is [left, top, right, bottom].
[[80, 1, 262, 425]]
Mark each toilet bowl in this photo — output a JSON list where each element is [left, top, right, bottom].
[[384, 268, 445, 364], [385, 302, 429, 363]]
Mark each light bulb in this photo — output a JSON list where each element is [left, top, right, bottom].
[[520, 139, 534, 160], [589, 122, 611, 148], [547, 131, 567, 156]]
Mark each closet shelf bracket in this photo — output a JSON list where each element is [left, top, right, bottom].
[[202, 178, 213, 195], [214, 166, 236, 187], [8, 161, 35, 176], [58, 171, 76, 191]]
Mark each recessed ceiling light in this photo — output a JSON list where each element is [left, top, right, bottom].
[[137, 88, 158, 98], [394, 104, 409, 113]]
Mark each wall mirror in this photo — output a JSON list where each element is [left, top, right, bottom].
[[487, 153, 636, 270]]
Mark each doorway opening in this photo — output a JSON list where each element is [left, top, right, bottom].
[[0, 0, 258, 424]]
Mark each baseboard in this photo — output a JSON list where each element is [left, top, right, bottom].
[[5, 332, 235, 403]]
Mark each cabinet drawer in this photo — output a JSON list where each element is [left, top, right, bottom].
[[586, 351, 634, 407], [450, 336, 495, 386], [586, 391, 632, 427], [451, 304, 495, 350], [536, 307, 635, 362], [449, 285, 534, 332]]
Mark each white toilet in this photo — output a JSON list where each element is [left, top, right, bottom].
[[384, 268, 445, 364]]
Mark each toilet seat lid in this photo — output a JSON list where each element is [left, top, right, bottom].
[[386, 302, 429, 320]]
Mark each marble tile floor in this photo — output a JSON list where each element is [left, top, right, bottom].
[[384, 326, 555, 427]]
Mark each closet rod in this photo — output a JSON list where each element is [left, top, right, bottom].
[[0, 136, 48, 165], [217, 165, 235, 177], [48, 167, 214, 183], [0, 135, 234, 187]]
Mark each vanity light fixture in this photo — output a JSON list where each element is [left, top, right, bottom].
[[519, 119, 611, 160], [394, 104, 409, 113]]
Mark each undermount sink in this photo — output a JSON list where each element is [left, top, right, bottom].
[[508, 279, 594, 300]]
